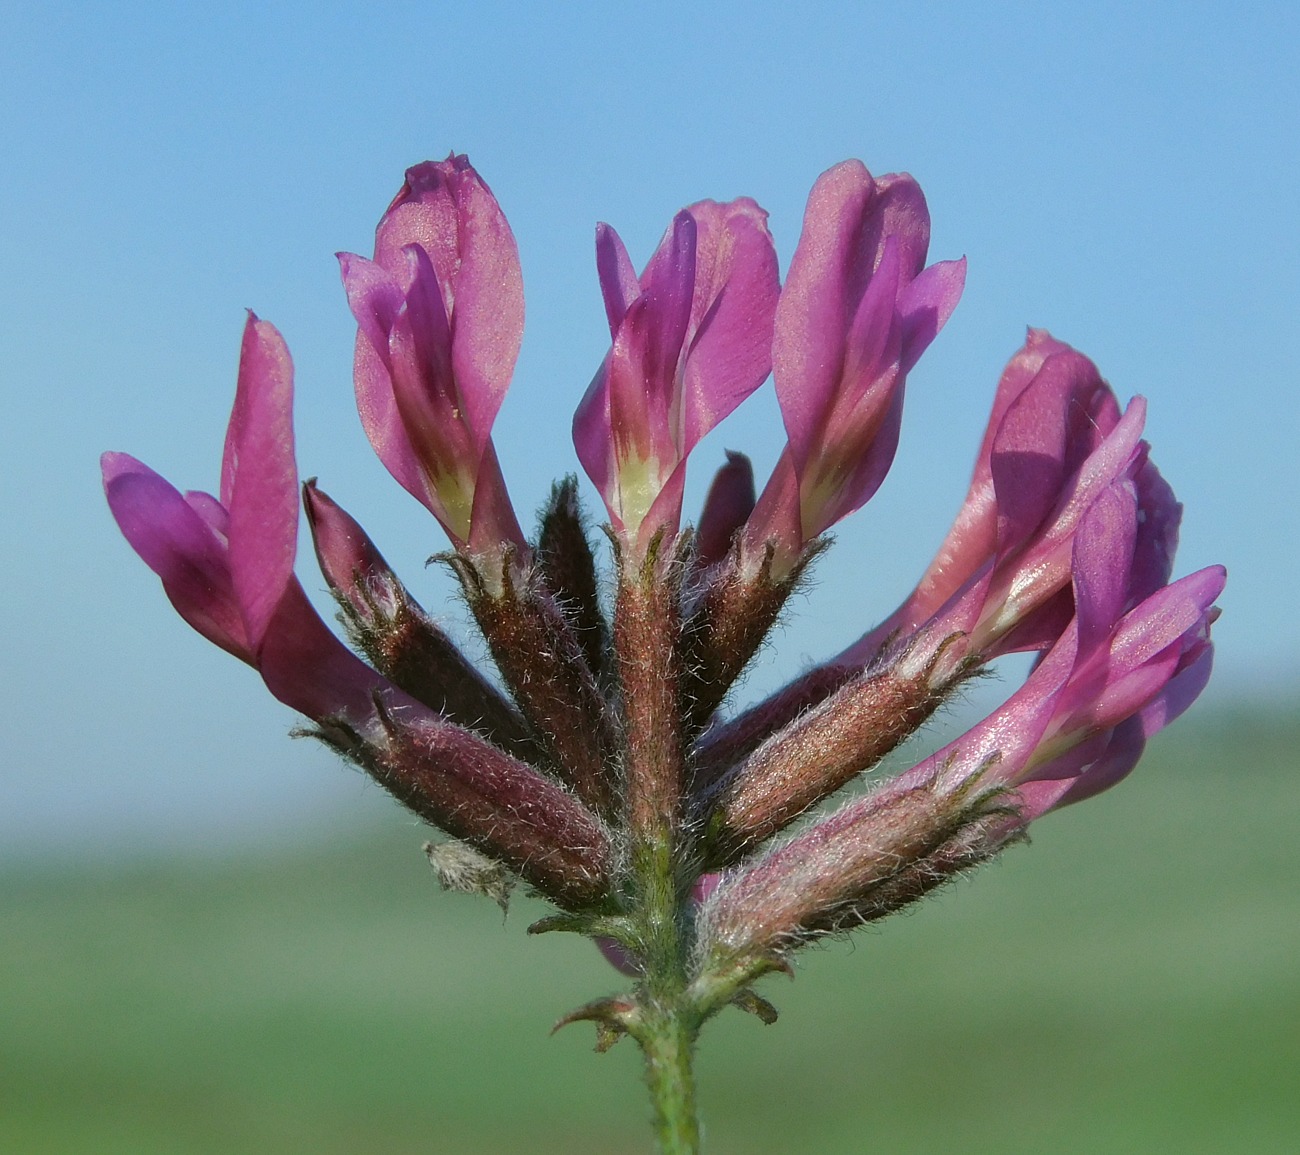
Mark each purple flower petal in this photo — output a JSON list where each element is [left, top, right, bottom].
[[1128, 449, 1183, 604], [221, 315, 300, 652], [696, 451, 756, 566], [343, 156, 526, 559], [899, 257, 966, 373], [575, 197, 778, 549], [1072, 482, 1138, 657], [102, 452, 250, 660], [764, 160, 959, 550], [595, 223, 639, 335], [680, 198, 780, 450], [990, 349, 1101, 556], [256, 581, 391, 723]]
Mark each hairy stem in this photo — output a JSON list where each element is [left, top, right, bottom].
[[639, 1000, 701, 1154], [615, 544, 702, 1152]]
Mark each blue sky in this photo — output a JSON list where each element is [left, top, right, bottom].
[[2, 2, 1296, 854]]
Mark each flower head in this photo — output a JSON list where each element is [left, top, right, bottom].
[[103, 155, 1224, 1086]]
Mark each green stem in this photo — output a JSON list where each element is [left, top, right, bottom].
[[627, 833, 702, 1153], [639, 1003, 701, 1154], [614, 547, 702, 1152]]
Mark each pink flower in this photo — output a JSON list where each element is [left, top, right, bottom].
[[700, 493, 1222, 961], [843, 330, 1176, 680], [102, 315, 385, 724], [103, 314, 611, 909], [573, 198, 779, 556], [339, 155, 527, 563], [901, 487, 1224, 818], [745, 160, 966, 569], [102, 155, 1228, 1046]]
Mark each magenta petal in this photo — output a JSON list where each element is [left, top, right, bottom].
[[606, 292, 682, 468], [1046, 718, 1148, 811], [784, 237, 904, 522], [990, 585, 1076, 657], [637, 211, 697, 399], [340, 253, 431, 508], [1106, 566, 1227, 677], [596, 223, 639, 335], [257, 581, 391, 723], [810, 366, 906, 535], [1052, 396, 1148, 530], [1129, 452, 1183, 604], [183, 490, 228, 537], [841, 237, 903, 406], [898, 256, 966, 373], [385, 247, 479, 486], [338, 252, 403, 369], [352, 334, 434, 511], [696, 451, 756, 566], [868, 172, 932, 278], [444, 180, 525, 443], [1072, 482, 1138, 656], [349, 157, 525, 555], [577, 196, 776, 546], [400, 244, 455, 399], [895, 627, 1080, 796], [975, 331, 1081, 490], [596, 214, 696, 481], [1135, 641, 1215, 739], [465, 441, 528, 559], [990, 350, 1099, 555], [572, 358, 615, 513], [742, 447, 804, 565], [772, 163, 875, 463], [680, 198, 779, 449], [102, 453, 250, 660], [221, 315, 300, 652]]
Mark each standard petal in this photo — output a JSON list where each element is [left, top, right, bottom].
[[680, 198, 780, 450], [1128, 451, 1183, 605], [772, 160, 877, 464], [444, 163, 525, 440], [221, 314, 300, 652], [990, 349, 1101, 556], [256, 580, 391, 723]]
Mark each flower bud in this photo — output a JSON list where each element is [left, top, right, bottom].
[[303, 480, 534, 756], [573, 199, 779, 556], [339, 155, 527, 564]]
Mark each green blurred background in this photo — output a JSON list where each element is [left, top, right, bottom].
[[4, 705, 1295, 1154]]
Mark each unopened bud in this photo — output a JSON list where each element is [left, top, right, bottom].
[[368, 705, 613, 912], [695, 451, 756, 568], [704, 662, 954, 865], [699, 774, 1011, 965], [454, 552, 618, 817], [536, 476, 608, 683], [681, 537, 825, 732], [304, 481, 534, 756]]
